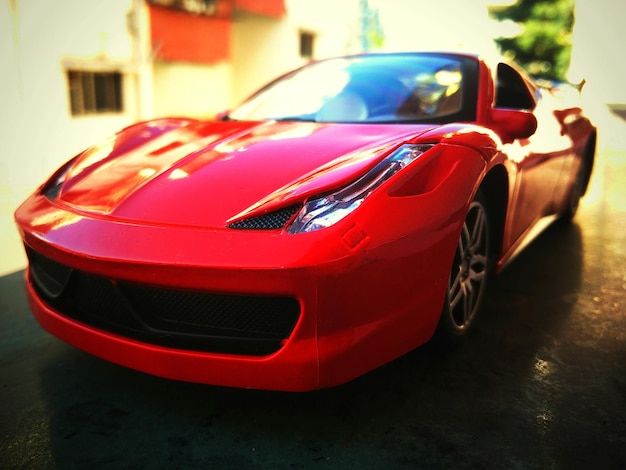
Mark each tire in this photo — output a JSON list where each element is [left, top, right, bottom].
[[561, 162, 585, 221], [562, 163, 589, 221], [436, 189, 491, 343], [561, 136, 595, 221]]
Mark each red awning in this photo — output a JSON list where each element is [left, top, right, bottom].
[[148, 0, 286, 64], [233, 0, 285, 18], [149, 5, 231, 64]]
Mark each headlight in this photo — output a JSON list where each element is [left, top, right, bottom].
[[288, 144, 433, 233]]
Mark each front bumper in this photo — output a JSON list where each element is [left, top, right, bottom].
[[16, 192, 453, 391], [25, 271, 322, 391]]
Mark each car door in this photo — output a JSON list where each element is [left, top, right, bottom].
[[495, 63, 573, 249]]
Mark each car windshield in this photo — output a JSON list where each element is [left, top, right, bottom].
[[228, 54, 471, 124]]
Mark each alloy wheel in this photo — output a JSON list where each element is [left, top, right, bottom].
[[446, 199, 489, 332]]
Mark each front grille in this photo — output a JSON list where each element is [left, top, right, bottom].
[[26, 247, 300, 356], [28, 249, 72, 297], [121, 284, 301, 338], [228, 205, 301, 230]]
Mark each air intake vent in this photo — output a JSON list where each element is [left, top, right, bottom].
[[27, 247, 301, 356], [228, 205, 301, 230]]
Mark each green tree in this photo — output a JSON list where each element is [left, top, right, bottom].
[[490, 0, 575, 81]]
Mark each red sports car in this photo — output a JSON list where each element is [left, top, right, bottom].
[[15, 52, 596, 391]]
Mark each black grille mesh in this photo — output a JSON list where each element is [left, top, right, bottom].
[[228, 205, 301, 230], [120, 283, 300, 338], [43, 182, 63, 200], [26, 247, 300, 356], [27, 249, 72, 297]]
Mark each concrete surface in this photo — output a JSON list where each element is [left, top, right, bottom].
[[1, 112, 626, 468]]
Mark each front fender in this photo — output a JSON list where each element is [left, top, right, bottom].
[[411, 123, 502, 163], [314, 143, 487, 386]]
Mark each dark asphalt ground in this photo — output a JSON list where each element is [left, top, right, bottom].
[[2, 133, 626, 468]]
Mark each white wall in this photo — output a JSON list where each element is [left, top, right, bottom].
[[372, 0, 500, 55], [1, 0, 139, 193], [563, 0, 626, 152], [286, 0, 362, 57], [569, 0, 626, 101], [231, 15, 297, 106], [0, 0, 140, 274], [152, 61, 233, 118]]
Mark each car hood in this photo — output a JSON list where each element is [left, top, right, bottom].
[[55, 119, 435, 228]]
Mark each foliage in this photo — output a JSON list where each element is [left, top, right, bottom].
[[361, 0, 385, 51], [490, 0, 575, 81]]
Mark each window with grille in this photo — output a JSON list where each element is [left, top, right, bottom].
[[67, 71, 123, 116]]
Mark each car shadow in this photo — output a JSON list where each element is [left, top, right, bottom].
[[2, 221, 587, 468]]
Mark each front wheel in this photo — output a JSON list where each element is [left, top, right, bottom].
[[437, 190, 491, 342]]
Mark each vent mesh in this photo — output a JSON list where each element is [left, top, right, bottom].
[[27, 247, 301, 356], [228, 205, 301, 230]]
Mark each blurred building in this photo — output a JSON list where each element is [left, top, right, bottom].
[[373, 0, 502, 55], [568, 0, 626, 108]]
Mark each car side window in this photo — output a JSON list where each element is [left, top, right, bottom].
[[495, 63, 535, 110]]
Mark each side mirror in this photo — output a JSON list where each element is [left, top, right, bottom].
[[490, 108, 538, 143]]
